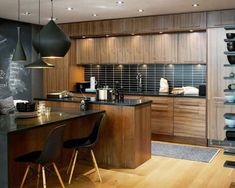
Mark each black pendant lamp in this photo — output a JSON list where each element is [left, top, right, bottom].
[[25, 0, 54, 69], [25, 53, 54, 68], [33, 0, 71, 58], [12, 0, 27, 62]]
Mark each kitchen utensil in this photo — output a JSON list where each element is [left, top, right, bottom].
[[224, 113, 235, 128], [228, 84, 235, 90], [227, 56, 235, 64], [96, 88, 113, 101], [226, 33, 235, 39]]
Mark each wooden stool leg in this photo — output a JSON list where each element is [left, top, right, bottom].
[[36, 164, 41, 188], [67, 149, 76, 174], [42, 166, 47, 188], [90, 149, 102, 183], [20, 165, 30, 188], [53, 163, 65, 188], [68, 150, 78, 184]]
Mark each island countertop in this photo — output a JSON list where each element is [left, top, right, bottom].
[[34, 97, 152, 107], [0, 109, 104, 135]]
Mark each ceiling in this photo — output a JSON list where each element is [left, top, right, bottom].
[[0, 0, 235, 25]]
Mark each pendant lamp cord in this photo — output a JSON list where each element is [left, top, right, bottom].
[[51, 0, 54, 20], [18, 0, 20, 21]]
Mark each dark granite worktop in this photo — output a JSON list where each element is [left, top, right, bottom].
[[71, 91, 206, 98], [0, 109, 104, 135], [34, 97, 152, 107]]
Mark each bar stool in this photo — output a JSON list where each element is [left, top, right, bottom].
[[63, 113, 105, 184], [15, 124, 66, 188]]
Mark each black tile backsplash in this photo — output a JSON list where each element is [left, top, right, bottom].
[[84, 64, 207, 93]]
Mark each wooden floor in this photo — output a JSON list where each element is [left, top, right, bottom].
[[24, 145, 235, 188]]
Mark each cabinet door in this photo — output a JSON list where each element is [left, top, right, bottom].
[[152, 15, 174, 32], [86, 38, 96, 64], [107, 37, 118, 64], [178, 32, 206, 64], [174, 12, 206, 31], [145, 97, 174, 135], [76, 39, 88, 64], [150, 34, 177, 64], [123, 36, 134, 64], [99, 38, 109, 64], [207, 10, 235, 28], [174, 98, 206, 138]]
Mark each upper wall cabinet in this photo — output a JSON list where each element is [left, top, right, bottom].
[[207, 10, 235, 28], [152, 15, 174, 32], [178, 32, 207, 64], [173, 12, 207, 31], [150, 34, 178, 64]]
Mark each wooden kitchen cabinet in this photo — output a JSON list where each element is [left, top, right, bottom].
[[174, 12, 206, 31], [207, 9, 235, 28], [178, 32, 206, 64], [145, 96, 174, 135], [174, 98, 206, 138], [152, 15, 174, 32], [150, 34, 177, 64]]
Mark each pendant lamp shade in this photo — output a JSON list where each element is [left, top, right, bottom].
[[12, 29, 27, 62], [24, 53, 54, 68], [33, 20, 71, 58]]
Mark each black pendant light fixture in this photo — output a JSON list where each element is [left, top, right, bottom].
[[12, 0, 27, 62], [33, 0, 71, 58], [25, 0, 54, 69]]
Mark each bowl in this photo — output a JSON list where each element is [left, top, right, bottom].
[[227, 56, 235, 64], [16, 102, 36, 112], [227, 33, 235, 39], [224, 113, 235, 128], [227, 45, 235, 51], [225, 95, 235, 103]]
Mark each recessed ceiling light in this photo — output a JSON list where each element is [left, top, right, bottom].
[[192, 4, 199, 7], [106, 35, 109, 37], [116, 1, 124, 4], [66, 7, 73, 11], [138, 9, 144, 13], [22, 11, 31, 16], [92, 14, 98, 17], [190, 30, 194, 32], [131, 33, 135, 35], [159, 31, 163, 34], [82, 36, 86, 38]]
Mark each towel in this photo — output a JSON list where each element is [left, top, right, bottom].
[[183, 86, 199, 95]]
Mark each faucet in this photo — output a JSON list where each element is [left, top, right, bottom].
[[136, 72, 142, 92]]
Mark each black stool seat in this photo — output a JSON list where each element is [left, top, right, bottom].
[[15, 151, 41, 163], [64, 138, 93, 149]]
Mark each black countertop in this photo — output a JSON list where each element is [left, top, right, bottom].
[[0, 109, 104, 135], [71, 91, 206, 98], [34, 97, 152, 107]]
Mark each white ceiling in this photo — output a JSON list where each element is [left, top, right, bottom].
[[0, 0, 235, 25]]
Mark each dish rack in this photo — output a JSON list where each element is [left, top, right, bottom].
[[223, 25, 235, 169]]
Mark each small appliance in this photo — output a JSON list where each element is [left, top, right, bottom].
[[96, 88, 113, 101], [76, 82, 90, 92]]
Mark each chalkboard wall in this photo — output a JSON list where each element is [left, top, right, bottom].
[[0, 19, 33, 100]]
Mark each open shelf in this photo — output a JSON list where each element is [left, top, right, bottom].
[[224, 160, 235, 168], [224, 64, 235, 67], [225, 39, 235, 42], [224, 102, 235, 105], [224, 125, 235, 131], [224, 25, 235, 30], [224, 76, 235, 79], [224, 51, 235, 56], [224, 89, 235, 92]]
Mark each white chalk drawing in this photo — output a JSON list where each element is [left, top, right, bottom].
[[6, 54, 29, 95]]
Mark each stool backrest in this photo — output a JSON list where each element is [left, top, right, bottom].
[[36, 124, 66, 165], [88, 113, 105, 146]]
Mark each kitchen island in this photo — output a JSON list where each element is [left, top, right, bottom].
[[34, 97, 152, 169], [0, 108, 104, 188]]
